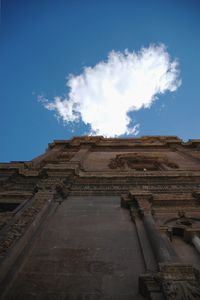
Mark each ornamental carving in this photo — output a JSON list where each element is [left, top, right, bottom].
[[164, 212, 200, 227], [108, 153, 179, 171], [139, 268, 200, 300], [161, 280, 200, 299], [0, 191, 53, 257], [0, 178, 68, 258], [176, 211, 193, 226], [158, 264, 200, 300]]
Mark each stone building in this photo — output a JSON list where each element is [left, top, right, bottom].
[[0, 136, 200, 299]]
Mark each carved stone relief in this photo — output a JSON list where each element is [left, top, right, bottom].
[[108, 153, 179, 171], [161, 280, 200, 299], [164, 212, 200, 228], [159, 264, 200, 300], [139, 264, 200, 299]]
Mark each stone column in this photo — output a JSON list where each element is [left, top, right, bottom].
[[123, 192, 200, 300], [143, 214, 173, 263], [192, 234, 200, 255], [132, 192, 179, 264], [129, 205, 157, 272]]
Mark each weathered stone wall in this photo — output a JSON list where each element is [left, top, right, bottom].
[[3, 196, 146, 299]]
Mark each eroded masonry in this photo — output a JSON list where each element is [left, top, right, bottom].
[[0, 136, 200, 299]]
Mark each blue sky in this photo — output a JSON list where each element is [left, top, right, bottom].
[[1, 0, 200, 162]]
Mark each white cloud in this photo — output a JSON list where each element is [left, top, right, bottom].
[[40, 44, 181, 137]]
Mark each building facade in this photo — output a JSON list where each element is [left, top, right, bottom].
[[0, 136, 200, 299]]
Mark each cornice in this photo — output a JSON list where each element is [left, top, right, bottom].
[[47, 136, 183, 149], [46, 136, 200, 150]]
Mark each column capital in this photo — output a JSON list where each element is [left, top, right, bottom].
[[130, 191, 153, 216], [121, 191, 153, 216]]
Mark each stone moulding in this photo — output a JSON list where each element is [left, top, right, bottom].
[[46, 136, 200, 149]]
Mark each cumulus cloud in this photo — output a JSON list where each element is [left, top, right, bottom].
[[40, 44, 181, 137]]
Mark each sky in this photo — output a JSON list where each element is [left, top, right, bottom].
[[1, 0, 200, 162]]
